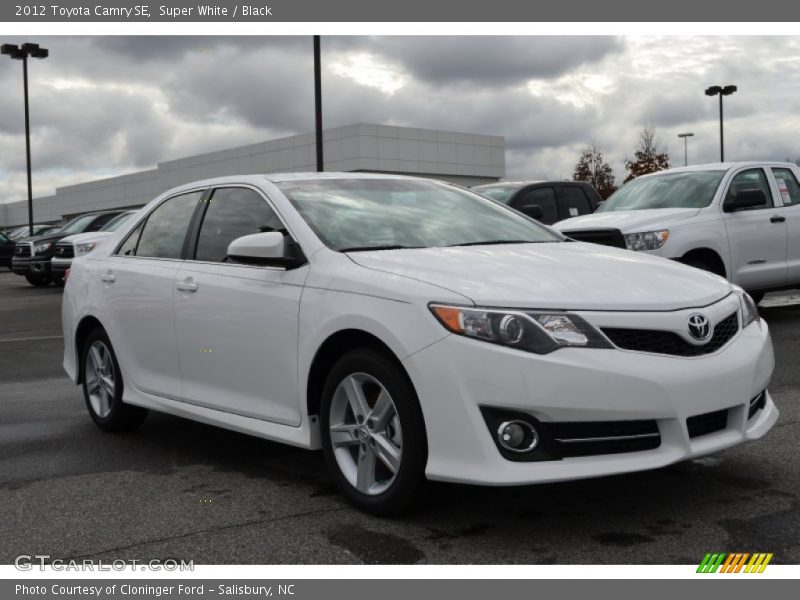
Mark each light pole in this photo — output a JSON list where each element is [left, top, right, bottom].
[[1, 42, 49, 237], [677, 132, 694, 166], [313, 35, 323, 172], [704, 85, 736, 162]]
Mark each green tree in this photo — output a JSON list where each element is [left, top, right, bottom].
[[624, 125, 670, 182], [573, 141, 617, 199]]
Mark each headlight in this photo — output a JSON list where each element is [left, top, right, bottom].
[[734, 287, 759, 329], [429, 304, 612, 354], [624, 230, 669, 251], [75, 241, 97, 256], [33, 241, 52, 254]]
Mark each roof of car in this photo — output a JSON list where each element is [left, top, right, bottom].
[[646, 161, 797, 176], [473, 181, 545, 188]]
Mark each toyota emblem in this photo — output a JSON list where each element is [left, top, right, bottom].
[[687, 313, 712, 341]]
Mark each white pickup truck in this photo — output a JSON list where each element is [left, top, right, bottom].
[[554, 162, 800, 303]]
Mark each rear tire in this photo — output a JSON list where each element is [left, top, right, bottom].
[[320, 348, 427, 516], [53, 275, 65, 287], [81, 327, 147, 432], [25, 274, 50, 287]]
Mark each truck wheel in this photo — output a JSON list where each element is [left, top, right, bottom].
[[24, 274, 51, 287], [52, 276, 65, 287], [81, 327, 148, 432], [320, 349, 428, 516], [748, 291, 765, 305]]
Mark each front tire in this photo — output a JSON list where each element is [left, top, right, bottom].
[[25, 274, 50, 287], [81, 328, 147, 432], [320, 349, 427, 516]]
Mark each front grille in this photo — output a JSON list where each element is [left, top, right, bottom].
[[14, 244, 31, 257], [687, 409, 729, 438], [602, 312, 739, 357], [549, 419, 661, 457], [748, 390, 766, 420], [55, 244, 74, 258], [562, 228, 626, 249]]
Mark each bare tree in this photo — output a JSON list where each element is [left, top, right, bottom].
[[573, 141, 617, 199], [624, 125, 670, 182]]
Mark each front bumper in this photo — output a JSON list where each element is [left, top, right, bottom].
[[12, 256, 52, 276], [404, 305, 776, 486], [51, 257, 73, 274]]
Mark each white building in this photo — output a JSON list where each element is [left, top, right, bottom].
[[0, 123, 505, 227]]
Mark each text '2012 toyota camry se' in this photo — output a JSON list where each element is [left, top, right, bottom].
[[62, 173, 778, 515]]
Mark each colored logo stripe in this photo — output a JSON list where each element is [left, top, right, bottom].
[[697, 552, 773, 573]]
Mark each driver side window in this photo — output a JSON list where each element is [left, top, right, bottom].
[[726, 169, 774, 211]]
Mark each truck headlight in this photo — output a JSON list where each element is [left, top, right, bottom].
[[429, 304, 612, 354], [75, 241, 97, 256], [734, 287, 759, 329], [624, 230, 669, 251], [33, 241, 52, 254]]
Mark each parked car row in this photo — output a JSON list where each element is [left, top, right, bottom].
[[9, 209, 137, 286]]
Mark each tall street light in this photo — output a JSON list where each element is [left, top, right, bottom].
[[1, 42, 49, 237], [704, 85, 736, 162], [677, 132, 694, 166], [313, 35, 323, 172]]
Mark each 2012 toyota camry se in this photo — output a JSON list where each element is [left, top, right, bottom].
[[62, 173, 778, 515]]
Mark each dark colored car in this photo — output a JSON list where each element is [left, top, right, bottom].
[[471, 181, 602, 225], [0, 231, 13, 268], [12, 210, 125, 287]]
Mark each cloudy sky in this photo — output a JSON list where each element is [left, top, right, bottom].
[[1, 35, 800, 203]]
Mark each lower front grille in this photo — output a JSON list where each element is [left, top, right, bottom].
[[561, 228, 627, 248], [748, 390, 766, 420], [602, 312, 740, 357], [550, 419, 661, 457], [687, 409, 729, 438], [14, 244, 31, 257]]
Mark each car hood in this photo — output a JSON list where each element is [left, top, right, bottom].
[[554, 208, 701, 234], [346, 242, 731, 311], [58, 231, 112, 245], [22, 231, 67, 245]]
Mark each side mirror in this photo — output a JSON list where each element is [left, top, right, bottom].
[[723, 189, 767, 212], [227, 232, 306, 268], [519, 204, 544, 220]]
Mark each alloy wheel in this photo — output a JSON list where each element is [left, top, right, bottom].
[[84, 340, 116, 418]]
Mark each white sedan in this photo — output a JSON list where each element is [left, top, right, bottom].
[[62, 173, 777, 515]]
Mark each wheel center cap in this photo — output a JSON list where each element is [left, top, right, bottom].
[[358, 427, 370, 442]]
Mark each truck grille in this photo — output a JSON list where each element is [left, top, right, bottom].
[[14, 244, 31, 257], [550, 419, 661, 457], [54, 244, 74, 258], [602, 312, 739, 357], [561, 228, 626, 249], [687, 408, 729, 438]]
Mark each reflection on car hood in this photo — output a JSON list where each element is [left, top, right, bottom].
[[347, 242, 731, 311], [554, 208, 701, 234]]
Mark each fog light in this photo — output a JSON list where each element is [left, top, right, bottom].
[[497, 420, 539, 452]]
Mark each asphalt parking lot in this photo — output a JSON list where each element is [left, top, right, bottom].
[[1, 269, 798, 565]]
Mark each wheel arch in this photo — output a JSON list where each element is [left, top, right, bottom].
[[74, 314, 105, 384], [305, 328, 416, 419], [679, 247, 727, 278]]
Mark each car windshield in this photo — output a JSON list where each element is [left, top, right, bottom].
[[58, 214, 98, 235], [278, 178, 561, 251], [100, 211, 134, 232], [471, 184, 523, 204], [598, 170, 726, 212]]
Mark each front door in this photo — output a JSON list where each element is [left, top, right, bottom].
[[173, 186, 308, 426]]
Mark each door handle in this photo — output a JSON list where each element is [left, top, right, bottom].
[[100, 272, 116, 283], [770, 215, 786, 223], [176, 279, 198, 293]]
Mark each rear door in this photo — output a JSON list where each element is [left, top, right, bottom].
[[173, 186, 309, 425], [101, 190, 204, 400], [557, 184, 595, 221], [770, 166, 800, 284], [722, 167, 788, 289]]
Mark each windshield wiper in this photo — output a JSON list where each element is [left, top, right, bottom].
[[447, 240, 537, 247], [339, 244, 424, 252]]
